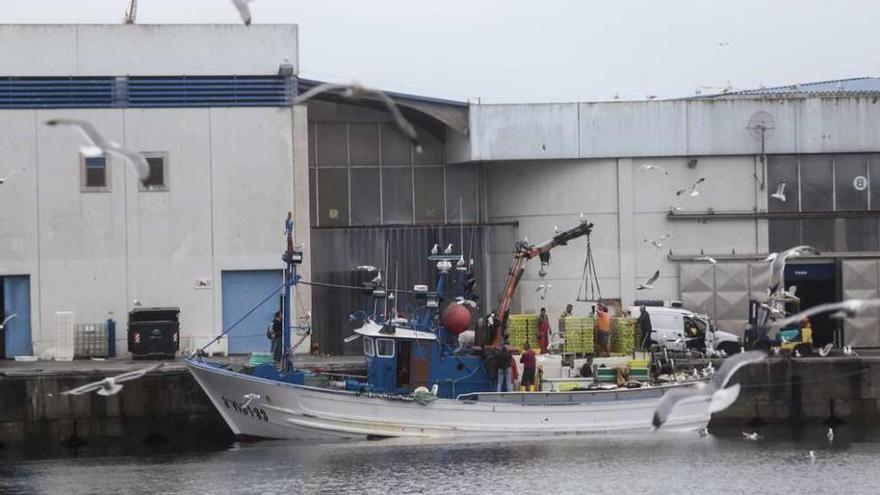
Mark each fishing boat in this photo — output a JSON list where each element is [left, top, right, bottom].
[[186, 217, 711, 439]]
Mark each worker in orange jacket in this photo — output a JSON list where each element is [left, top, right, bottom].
[[594, 303, 612, 357]]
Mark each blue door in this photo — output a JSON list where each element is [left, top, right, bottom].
[[222, 270, 282, 354], [3, 276, 32, 357]]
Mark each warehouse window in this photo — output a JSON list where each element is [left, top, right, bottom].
[[139, 153, 168, 191], [81, 155, 109, 192], [308, 113, 482, 227], [768, 154, 875, 252]]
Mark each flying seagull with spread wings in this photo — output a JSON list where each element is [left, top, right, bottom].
[[768, 299, 880, 330], [61, 363, 164, 397], [676, 178, 706, 198], [44, 118, 150, 183], [652, 350, 766, 429], [292, 82, 421, 152], [765, 245, 820, 296], [231, 0, 254, 25], [637, 270, 660, 290]]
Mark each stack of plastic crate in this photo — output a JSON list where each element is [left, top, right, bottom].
[[507, 314, 537, 349], [611, 317, 637, 355], [561, 316, 594, 355]]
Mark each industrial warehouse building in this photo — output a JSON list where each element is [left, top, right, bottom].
[[2, 23, 880, 358]]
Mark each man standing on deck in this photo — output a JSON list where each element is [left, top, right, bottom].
[[638, 305, 653, 351], [268, 311, 283, 363], [520, 343, 537, 391], [537, 307, 551, 354], [496, 344, 513, 392], [594, 303, 612, 357]]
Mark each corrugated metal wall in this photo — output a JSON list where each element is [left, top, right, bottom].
[[679, 261, 772, 335], [841, 260, 880, 346], [310, 225, 514, 355]]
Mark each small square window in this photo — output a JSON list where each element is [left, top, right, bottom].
[[81, 154, 110, 192], [139, 153, 168, 191], [376, 338, 395, 358], [363, 336, 374, 356]]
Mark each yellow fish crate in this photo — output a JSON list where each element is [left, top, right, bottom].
[[611, 317, 637, 355], [560, 316, 594, 355], [507, 314, 538, 349]]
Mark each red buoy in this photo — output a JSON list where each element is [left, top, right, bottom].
[[442, 304, 472, 334]]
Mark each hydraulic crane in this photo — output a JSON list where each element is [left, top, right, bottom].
[[488, 219, 594, 347]]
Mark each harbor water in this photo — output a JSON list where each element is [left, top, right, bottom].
[[2, 425, 878, 495]]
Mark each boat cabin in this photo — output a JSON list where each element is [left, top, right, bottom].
[[355, 320, 491, 399]]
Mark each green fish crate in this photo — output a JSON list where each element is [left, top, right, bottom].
[[611, 317, 637, 355]]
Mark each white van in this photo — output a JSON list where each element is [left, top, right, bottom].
[[627, 306, 741, 355]]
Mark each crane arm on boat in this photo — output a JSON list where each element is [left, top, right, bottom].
[[490, 220, 594, 347]]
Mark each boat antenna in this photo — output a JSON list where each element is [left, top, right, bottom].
[[383, 237, 390, 320], [394, 262, 400, 317], [459, 197, 464, 257]]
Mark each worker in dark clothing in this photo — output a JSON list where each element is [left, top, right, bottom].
[[520, 343, 537, 391], [638, 306, 653, 351], [496, 344, 513, 392], [268, 311, 283, 363]]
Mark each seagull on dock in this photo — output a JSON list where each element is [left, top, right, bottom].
[[770, 181, 787, 202], [765, 245, 820, 296], [809, 450, 817, 461], [44, 118, 150, 184], [444, 243, 453, 255], [743, 431, 763, 441], [827, 427, 834, 443], [0, 168, 25, 185], [430, 244, 439, 255], [640, 163, 669, 175], [355, 265, 378, 272], [817, 343, 834, 357], [637, 270, 660, 290], [676, 178, 706, 198], [231, 0, 254, 25], [293, 82, 421, 153], [652, 350, 766, 429], [695, 256, 717, 264], [242, 393, 260, 408], [644, 234, 672, 250], [61, 363, 164, 397]]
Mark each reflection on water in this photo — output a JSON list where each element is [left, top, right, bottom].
[[3, 425, 880, 495]]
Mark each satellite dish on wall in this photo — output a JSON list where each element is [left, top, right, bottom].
[[747, 111, 775, 140]]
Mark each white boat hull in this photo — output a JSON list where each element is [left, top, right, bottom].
[[187, 359, 711, 440]]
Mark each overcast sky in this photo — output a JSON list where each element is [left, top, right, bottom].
[[4, 0, 879, 103]]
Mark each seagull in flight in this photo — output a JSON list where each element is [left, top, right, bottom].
[[640, 163, 669, 175], [242, 393, 260, 408], [61, 363, 164, 396], [355, 265, 378, 272], [637, 270, 660, 290], [770, 181, 787, 202], [769, 299, 880, 330], [695, 256, 717, 264], [652, 350, 766, 429], [644, 234, 671, 250], [231, 0, 254, 25], [0, 313, 17, 329], [536, 284, 552, 300], [44, 118, 150, 184], [293, 82, 421, 153], [0, 168, 25, 185], [676, 178, 706, 197], [765, 245, 820, 295]]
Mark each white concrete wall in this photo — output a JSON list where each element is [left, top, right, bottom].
[[469, 97, 880, 161], [0, 107, 295, 356], [486, 156, 766, 327], [0, 24, 298, 76]]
